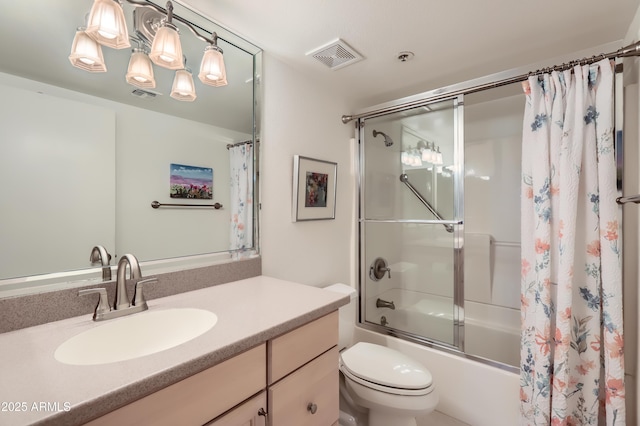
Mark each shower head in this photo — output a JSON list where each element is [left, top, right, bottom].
[[372, 130, 393, 147]]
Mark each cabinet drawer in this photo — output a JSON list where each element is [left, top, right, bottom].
[[268, 346, 339, 426], [268, 311, 338, 384], [206, 391, 266, 426], [86, 344, 266, 426]]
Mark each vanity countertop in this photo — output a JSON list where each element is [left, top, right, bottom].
[[0, 276, 349, 426]]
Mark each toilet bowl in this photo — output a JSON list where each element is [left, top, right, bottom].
[[324, 284, 438, 426]]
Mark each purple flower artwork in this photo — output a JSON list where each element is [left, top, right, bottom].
[[170, 163, 213, 199]]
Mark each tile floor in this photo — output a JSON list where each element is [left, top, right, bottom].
[[417, 411, 470, 426]]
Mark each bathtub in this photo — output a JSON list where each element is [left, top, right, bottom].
[[367, 288, 520, 367]]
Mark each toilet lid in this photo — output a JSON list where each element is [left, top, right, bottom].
[[340, 342, 433, 390]]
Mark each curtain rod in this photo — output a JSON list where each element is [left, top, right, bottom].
[[341, 40, 640, 124], [226, 140, 256, 149]]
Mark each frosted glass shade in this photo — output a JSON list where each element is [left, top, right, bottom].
[[85, 0, 130, 49], [126, 50, 155, 88], [170, 70, 197, 101], [149, 24, 184, 70], [69, 30, 107, 72], [198, 45, 228, 87]]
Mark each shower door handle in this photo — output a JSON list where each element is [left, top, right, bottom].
[[370, 257, 391, 281]]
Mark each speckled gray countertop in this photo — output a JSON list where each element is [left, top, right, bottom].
[[0, 276, 349, 426]]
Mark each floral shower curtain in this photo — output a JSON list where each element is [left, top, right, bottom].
[[520, 59, 625, 425], [229, 143, 253, 252]]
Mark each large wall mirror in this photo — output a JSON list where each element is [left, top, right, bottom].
[[0, 0, 261, 296]]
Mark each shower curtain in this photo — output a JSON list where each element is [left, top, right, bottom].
[[229, 143, 253, 252], [520, 59, 625, 425]]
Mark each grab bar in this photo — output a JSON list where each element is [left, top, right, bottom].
[[399, 174, 454, 233]]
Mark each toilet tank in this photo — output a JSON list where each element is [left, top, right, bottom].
[[324, 283, 357, 350]]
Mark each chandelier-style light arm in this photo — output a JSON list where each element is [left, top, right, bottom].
[[124, 0, 219, 46]]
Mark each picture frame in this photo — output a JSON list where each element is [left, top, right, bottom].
[[292, 155, 337, 221], [169, 163, 213, 199]]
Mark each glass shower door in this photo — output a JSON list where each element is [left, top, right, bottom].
[[359, 97, 463, 348]]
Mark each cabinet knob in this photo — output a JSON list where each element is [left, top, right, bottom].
[[307, 402, 318, 414], [258, 408, 267, 418]]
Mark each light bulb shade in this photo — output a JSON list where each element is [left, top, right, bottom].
[[421, 148, 431, 162], [198, 45, 227, 87], [85, 0, 130, 49], [69, 30, 107, 72], [171, 69, 197, 101], [149, 24, 184, 70], [126, 50, 155, 88], [401, 151, 409, 165]]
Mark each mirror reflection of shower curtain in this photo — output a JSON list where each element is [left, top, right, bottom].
[[229, 143, 253, 252]]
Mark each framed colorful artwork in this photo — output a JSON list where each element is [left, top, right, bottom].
[[292, 155, 337, 221]]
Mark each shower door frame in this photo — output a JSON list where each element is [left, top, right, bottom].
[[356, 95, 467, 354]]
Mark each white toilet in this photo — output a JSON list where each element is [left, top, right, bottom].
[[325, 284, 438, 426]]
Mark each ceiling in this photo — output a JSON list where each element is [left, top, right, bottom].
[[182, 0, 640, 108]]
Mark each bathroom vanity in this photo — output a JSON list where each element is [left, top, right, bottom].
[[0, 276, 348, 426]]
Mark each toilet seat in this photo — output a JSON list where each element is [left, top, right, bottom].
[[339, 342, 434, 397]]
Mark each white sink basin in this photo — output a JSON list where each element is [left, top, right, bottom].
[[55, 308, 217, 365]]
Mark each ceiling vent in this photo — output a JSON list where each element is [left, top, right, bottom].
[[306, 39, 363, 71], [131, 88, 161, 99]]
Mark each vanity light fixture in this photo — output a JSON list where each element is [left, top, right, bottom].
[[170, 68, 197, 101], [198, 36, 228, 87], [434, 147, 443, 165], [148, 1, 183, 70], [71, 0, 229, 100], [85, 0, 131, 49], [125, 48, 155, 88], [420, 141, 432, 163], [69, 28, 107, 72]]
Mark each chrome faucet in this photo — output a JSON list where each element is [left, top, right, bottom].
[[376, 298, 396, 310], [115, 254, 142, 310], [79, 253, 156, 321], [89, 245, 112, 281]]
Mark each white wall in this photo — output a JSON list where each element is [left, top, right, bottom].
[[0, 82, 115, 279], [259, 53, 356, 287], [624, 5, 640, 423]]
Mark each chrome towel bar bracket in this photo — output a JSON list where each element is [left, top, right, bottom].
[[616, 195, 640, 204]]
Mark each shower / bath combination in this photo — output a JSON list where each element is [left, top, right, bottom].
[[372, 129, 393, 146]]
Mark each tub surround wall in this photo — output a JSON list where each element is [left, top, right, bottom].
[[0, 257, 261, 334]]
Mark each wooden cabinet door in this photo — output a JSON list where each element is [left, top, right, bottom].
[[207, 392, 266, 426], [268, 347, 339, 426], [86, 344, 266, 426]]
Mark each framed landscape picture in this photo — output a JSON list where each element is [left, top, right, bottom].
[[170, 163, 213, 199]]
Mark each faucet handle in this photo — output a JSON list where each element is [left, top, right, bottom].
[[79, 288, 111, 320], [133, 278, 156, 310]]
